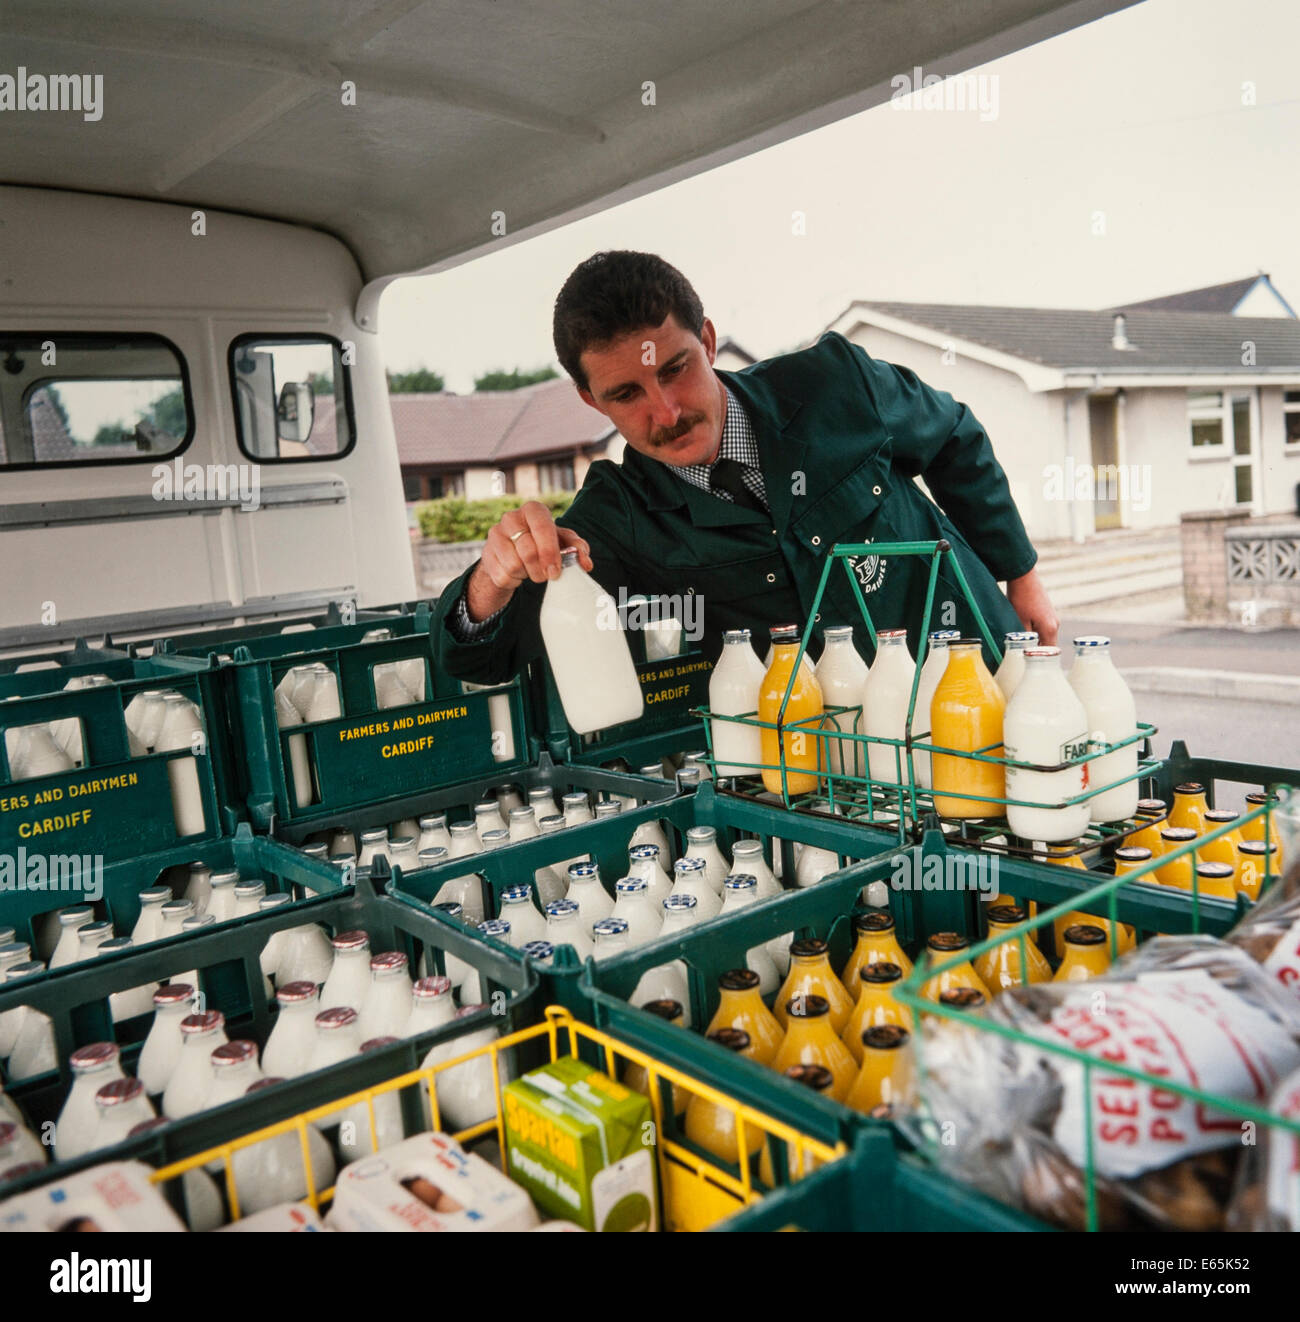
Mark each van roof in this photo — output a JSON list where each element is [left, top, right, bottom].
[[1, 0, 1135, 289]]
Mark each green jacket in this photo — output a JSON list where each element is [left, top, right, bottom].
[[431, 332, 1037, 680]]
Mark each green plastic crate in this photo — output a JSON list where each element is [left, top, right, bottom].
[[0, 638, 130, 684], [0, 654, 240, 875], [715, 1127, 1049, 1232], [0, 865, 540, 1201], [151, 603, 537, 834]]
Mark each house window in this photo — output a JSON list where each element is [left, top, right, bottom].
[[1187, 390, 1229, 454], [539, 458, 576, 492], [1285, 390, 1300, 448], [438, 471, 465, 498], [402, 472, 424, 502]]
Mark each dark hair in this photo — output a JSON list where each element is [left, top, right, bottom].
[[553, 251, 705, 391]]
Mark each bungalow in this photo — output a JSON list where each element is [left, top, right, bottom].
[[824, 275, 1300, 542]]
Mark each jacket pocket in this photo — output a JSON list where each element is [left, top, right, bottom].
[[788, 441, 894, 556]]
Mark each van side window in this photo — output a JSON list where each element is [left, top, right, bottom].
[[228, 335, 354, 463], [0, 333, 192, 468]]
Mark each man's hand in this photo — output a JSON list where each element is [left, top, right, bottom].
[[465, 500, 594, 622], [1006, 567, 1059, 647]]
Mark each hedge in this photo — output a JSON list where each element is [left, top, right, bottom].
[[415, 492, 575, 543]]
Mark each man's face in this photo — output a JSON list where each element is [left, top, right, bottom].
[[577, 314, 726, 467]]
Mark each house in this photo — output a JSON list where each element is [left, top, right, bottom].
[[824, 277, 1300, 542], [391, 339, 760, 502]]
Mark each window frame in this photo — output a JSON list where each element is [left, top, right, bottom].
[[1284, 388, 1300, 453], [0, 330, 196, 472], [226, 332, 358, 466], [1186, 388, 1231, 460]]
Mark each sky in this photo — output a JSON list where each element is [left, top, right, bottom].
[[378, 0, 1299, 393]]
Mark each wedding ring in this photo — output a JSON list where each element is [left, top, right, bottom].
[[509, 529, 526, 543]]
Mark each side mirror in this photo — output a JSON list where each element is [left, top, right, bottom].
[[277, 381, 315, 443]]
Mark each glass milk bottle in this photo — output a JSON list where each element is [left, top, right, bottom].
[[304, 663, 343, 723], [1003, 647, 1092, 842], [529, 786, 562, 824], [137, 983, 195, 1096], [474, 800, 502, 843], [683, 825, 729, 896], [275, 917, 335, 987], [628, 843, 674, 910], [234, 1077, 337, 1213], [498, 885, 548, 946], [418, 814, 453, 855], [709, 628, 766, 779], [77, 920, 114, 963], [758, 625, 824, 795], [911, 630, 961, 789], [387, 836, 419, 876], [705, 968, 784, 1066], [132, 886, 171, 946], [565, 862, 614, 924], [156, 693, 207, 837], [405, 974, 455, 1039], [995, 631, 1039, 701], [562, 789, 595, 830], [0, 943, 31, 1057], [305, 1006, 362, 1073], [49, 906, 95, 969], [716, 875, 781, 994], [426, 902, 480, 999], [815, 625, 869, 780], [611, 875, 663, 946], [545, 898, 595, 961], [628, 812, 673, 872], [162, 1010, 228, 1119], [356, 952, 413, 1043], [592, 916, 631, 962], [205, 870, 242, 922], [263, 980, 321, 1079], [55, 1043, 125, 1161], [508, 805, 540, 844], [320, 930, 372, 1012], [6, 962, 57, 1082], [183, 861, 212, 914], [97, 937, 157, 1023], [478, 918, 512, 948], [89, 1078, 156, 1156], [357, 828, 389, 869], [630, 896, 698, 1025], [540, 548, 644, 732], [930, 639, 1006, 819], [730, 839, 781, 900], [207, 1040, 265, 1108], [1066, 636, 1139, 823], [862, 628, 917, 788], [668, 855, 721, 921], [337, 1036, 407, 1163], [275, 687, 314, 809]]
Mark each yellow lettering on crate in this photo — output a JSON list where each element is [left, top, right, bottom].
[[67, 772, 140, 797], [674, 660, 709, 678], [19, 808, 93, 837], [0, 793, 31, 812], [646, 685, 690, 706], [380, 737, 436, 759], [338, 720, 391, 742]]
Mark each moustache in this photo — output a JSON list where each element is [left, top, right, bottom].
[[650, 415, 705, 448]]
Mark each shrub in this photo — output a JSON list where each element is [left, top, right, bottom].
[[415, 492, 576, 542]]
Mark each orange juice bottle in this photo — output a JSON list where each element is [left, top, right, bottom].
[[1126, 799, 1169, 856], [759, 1064, 834, 1186], [918, 932, 993, 1003], [622, 998, 689, 1115], [938, 986, 987, 1012], [841, 962, 913, 1062], [845, 1024, 916, 1116], [685, 1029, 765, 1167], [1053, 924, 1112, 981], [774, 938, 854, 1035], [1156, 827, 1198, 889], [930, 640, 1006, 818], [841, 911, 913, 987], [705, 969, 784, 1067], [770, 994, 857, 1101], [1243, 792, 1286, 872], [1199, 809, 1245, 869], [1168, 782, 1208, 836], [1113, 844, 1155, 879], [759, 625, 824, 795], [1235, 839, 1279, 902], [1194, 861, 1237, 903], [974, 904, 1052, 991]]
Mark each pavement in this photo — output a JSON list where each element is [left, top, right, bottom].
[[1054, 613, 1300, 771]]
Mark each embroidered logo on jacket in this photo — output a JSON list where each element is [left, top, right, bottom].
[[848, 543, 888, 594]]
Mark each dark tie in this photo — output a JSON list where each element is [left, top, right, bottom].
[[709, 457, 766, 514]]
